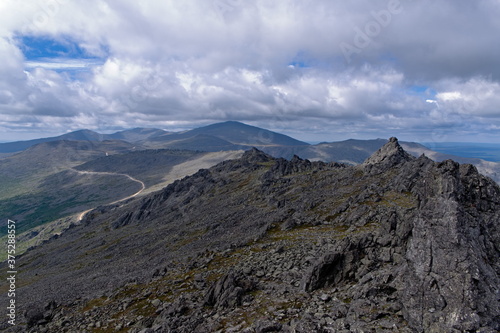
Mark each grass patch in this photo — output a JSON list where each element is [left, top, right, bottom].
[[257, 161, 276, 168], [169, 228, 208, 251], [82, 297, 108, 312]]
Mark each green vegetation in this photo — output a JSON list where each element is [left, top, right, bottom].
[[169, 228, 208, 251], [0, 175, 141, 236]]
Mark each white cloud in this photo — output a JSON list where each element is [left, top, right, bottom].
[[0, 0, 499, 142], [24, 58, 102, 70], [436, 78, 500, 117], [437, 92, 462, 102]]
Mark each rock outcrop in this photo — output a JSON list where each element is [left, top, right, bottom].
[[1, 138, 499, 332]]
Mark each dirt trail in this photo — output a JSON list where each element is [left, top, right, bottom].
[[72, 151, 244, 221], [71, 169, 146, 221]]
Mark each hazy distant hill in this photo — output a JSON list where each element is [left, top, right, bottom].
[[75, 149, 208, 187], [0, 128, 165, 154], [1, 122, 499, 184], [106, 128, 168, 142], [0, 130, 102, 153], [0, 122, 307, 154], [155, 134, 243, 152], [297, 139, 389, 164], [145, 121, 309, 148]]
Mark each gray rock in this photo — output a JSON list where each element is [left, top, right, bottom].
[[253, 320, 283, 333], [7, 139, 500, 333], [151, 299, 161, 308], [204, 272, 256, 309]]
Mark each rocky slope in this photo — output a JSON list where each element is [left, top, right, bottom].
[[1, 138, 499, 332]]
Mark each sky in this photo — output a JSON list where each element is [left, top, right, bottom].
[[0, 0, 500, 143]]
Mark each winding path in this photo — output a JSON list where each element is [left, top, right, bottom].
[[70, 169, 146, 222]]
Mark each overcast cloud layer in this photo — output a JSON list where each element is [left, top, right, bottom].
[[0, 0, 499, 142]]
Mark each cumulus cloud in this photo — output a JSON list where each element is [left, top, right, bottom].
[[0, 0, 499, 142], [436, 78, 500, 117]]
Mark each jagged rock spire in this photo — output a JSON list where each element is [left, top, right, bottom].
[[363, 137, 414, 167], [241, 147, 273, 163]]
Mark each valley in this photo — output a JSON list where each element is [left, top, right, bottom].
[[0, 122, 499, 331], [70, 169, 146, 222], [0, 147, 243, 260], [1, 122, 499, 263], [0, 138, 498, 332]]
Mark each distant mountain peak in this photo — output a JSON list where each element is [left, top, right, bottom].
[[363, 137, 414, 167], [149, 121, 309, 147], [220, 120, 244, 125]]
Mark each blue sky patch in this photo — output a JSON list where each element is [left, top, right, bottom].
[[17, 35, 106, 72], [18, 35, 91, 60], [288, 51, 315, 68], [409, 85, 436, 97], [288, 60, 310, 68]]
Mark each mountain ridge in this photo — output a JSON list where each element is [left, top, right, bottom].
[[2, 138, 499, 332], [0, 128, 165, 154], [144, 121, 310, 149], [1, 122, 498, 185]]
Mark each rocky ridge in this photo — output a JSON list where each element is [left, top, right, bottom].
[[1, 138, 499, 332]]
